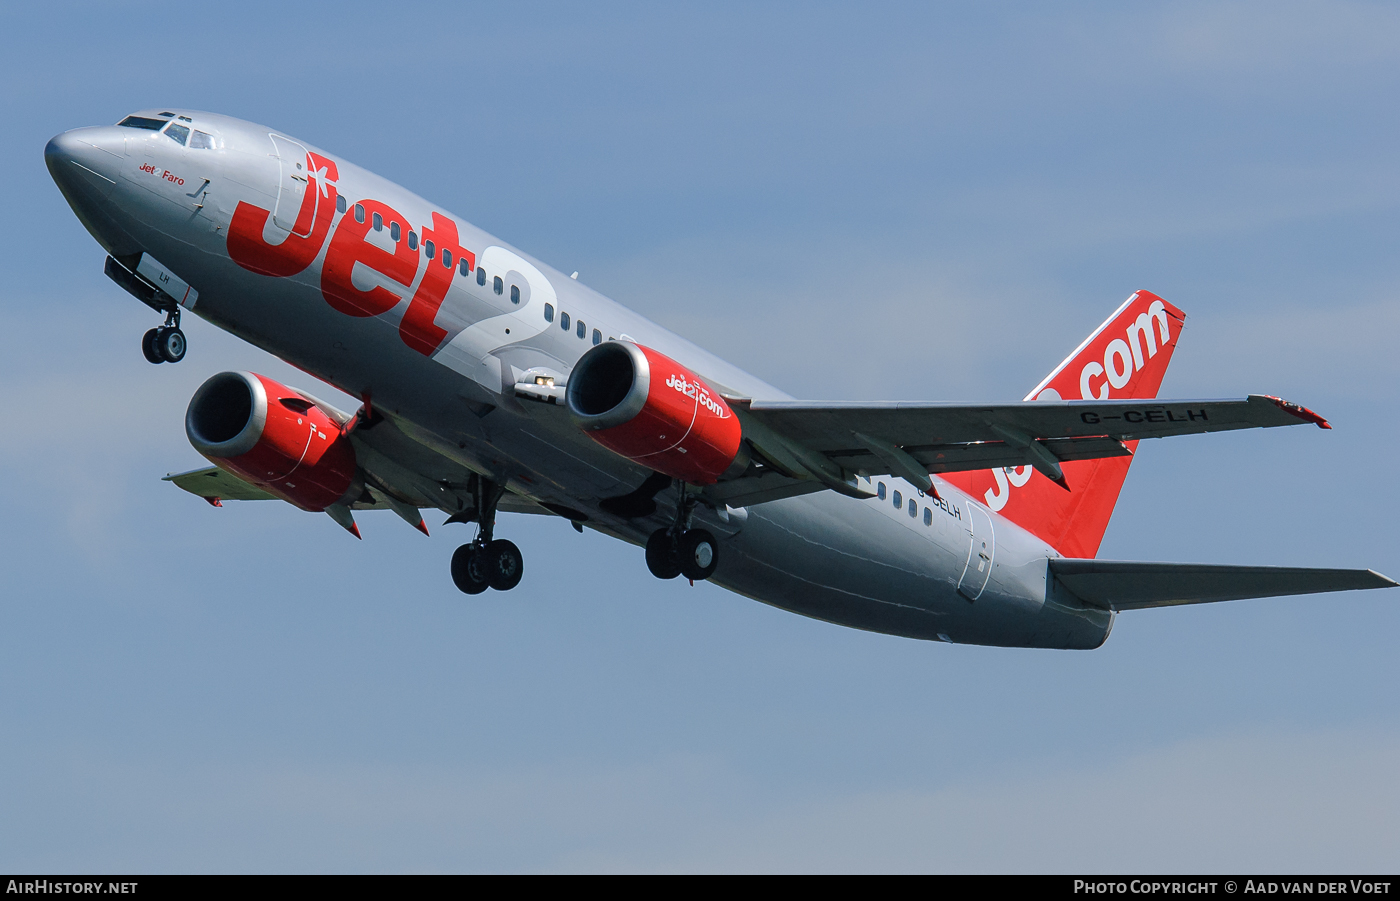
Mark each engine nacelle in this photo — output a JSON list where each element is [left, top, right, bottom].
[[186, 371, 357, 512], [566, 342, 745, 484]]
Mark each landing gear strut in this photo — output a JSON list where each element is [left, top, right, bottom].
[[450, 475, 524, 594], [645, 481, 719, 582], [141, 307, 186, 364]]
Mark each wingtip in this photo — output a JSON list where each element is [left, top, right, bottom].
[[415, 518, 430, 537], [349, 523, 362, 540], [1051, 474, 1071, 492], [1368, 569, 1399, 588], [1264, 395, 1331, 429]]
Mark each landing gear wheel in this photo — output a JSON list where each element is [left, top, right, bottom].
[[678, 528, 719, 581], [142, 328, 164, 364], [155, 327, 186, 363], [450, 544, 490, 595], [483, 539, 524, 591], [645, 528, 683, 580]]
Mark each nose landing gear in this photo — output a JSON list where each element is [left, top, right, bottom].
[[449, 475, 525, 595], [141, 308, 186, 364], [645, 482, 719, 582]]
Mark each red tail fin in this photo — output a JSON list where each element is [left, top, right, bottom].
[[941, 290, 1186, 558]]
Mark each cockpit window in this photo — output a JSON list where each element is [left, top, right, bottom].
[[118, 116, 165, 130], [189, 130, 215, 150], [164, 123, 190, 146]]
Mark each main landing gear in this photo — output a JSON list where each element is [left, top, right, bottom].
[[141, 307, 186, 364], [645, 482, 719, 582], [449, 475, 524, 595]]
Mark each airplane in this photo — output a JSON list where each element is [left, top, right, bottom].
[[43, 108, 1395, 650]]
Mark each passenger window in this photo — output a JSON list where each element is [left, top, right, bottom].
[[544, 303, 554, 322], [924, 508, 932, 526], [577, 320, 586, 338], [493, 276, 503, 295], [561, 312, 570, 331], [893, 490, 902, 508], [510, 285, 520, 304], [909, 498, 917, 517], [408, 231, 418, 250], [354, 203, 365, 224], [877, 482, 886, 500], [163, 123, 190, 145], [425, 240, 435, 260], [336, 195, 346, 214], [459, 258, 471, 277], [593, 329, 602, 345], [477, 267, 486, 286], [390, 222, 401, 242], [190, 130, 215, 150], [372, 212, 383, 231]]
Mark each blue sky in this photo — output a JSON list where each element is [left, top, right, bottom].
[[2, 1, 1398, 872]]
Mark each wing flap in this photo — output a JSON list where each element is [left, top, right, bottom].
[[825, 435, 1134, 476], [702, 472, 826, 507], [1050, 559, 1397, 611]]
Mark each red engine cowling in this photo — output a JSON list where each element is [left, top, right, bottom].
[[566, 341, 745, 484], [185, 371, 357, 511]]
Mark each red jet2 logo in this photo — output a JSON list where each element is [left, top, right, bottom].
[[225, 151, 476, 357]]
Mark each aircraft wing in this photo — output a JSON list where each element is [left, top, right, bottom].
[[163, 464, 555, 516], [1050, 559, 1397, 610], [704, 394, 1329, 503], [164, 466, 279, 504], [746, 394, 1326, 451]]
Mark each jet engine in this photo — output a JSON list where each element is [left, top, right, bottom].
[[566, 341, 746, 484], [186, 371, 357, 511]]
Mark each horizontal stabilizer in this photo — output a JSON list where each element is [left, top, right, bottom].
[[1051, 559, 1397, 611]]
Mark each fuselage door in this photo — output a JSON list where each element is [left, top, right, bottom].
[[957, 500, 996, 601], [269, 134, 313, 236]]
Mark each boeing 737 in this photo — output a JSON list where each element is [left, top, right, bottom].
[[43, 108, 1395, 649]]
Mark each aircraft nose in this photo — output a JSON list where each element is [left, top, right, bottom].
[[45, 127, 124, 200]]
